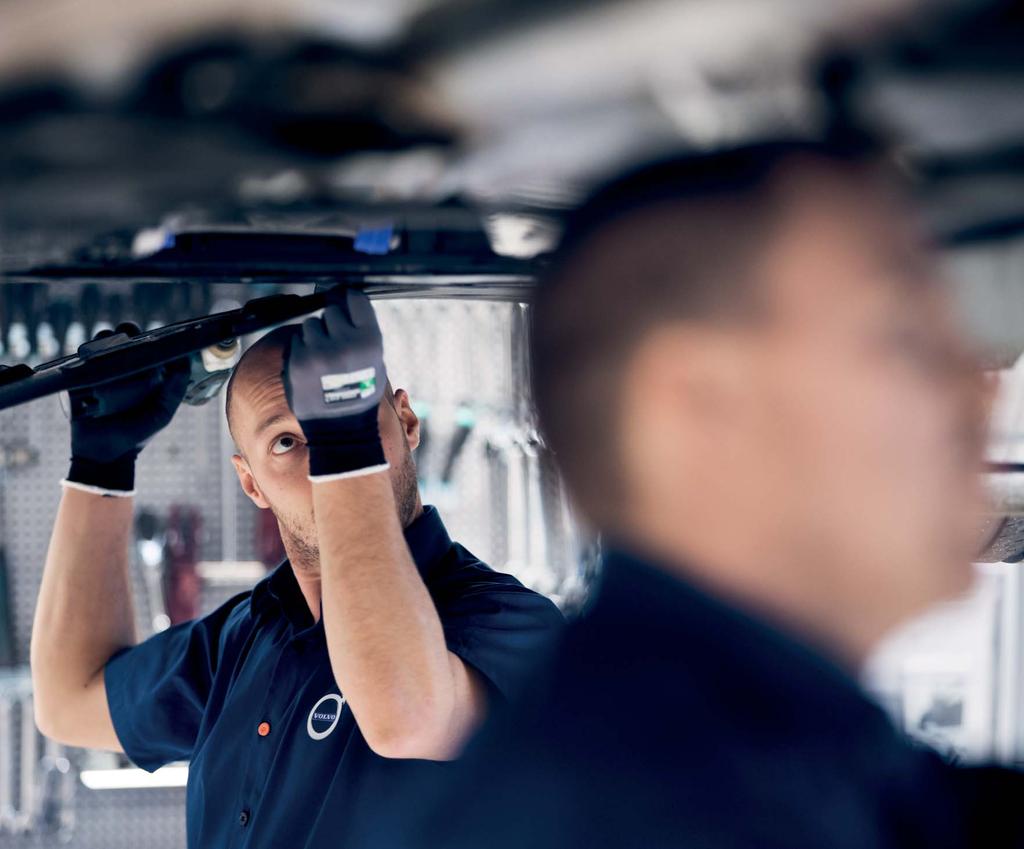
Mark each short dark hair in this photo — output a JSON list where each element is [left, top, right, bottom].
[[530, 138, 879, 527]]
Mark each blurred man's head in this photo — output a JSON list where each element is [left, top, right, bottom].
[[532, 140, 990, 661], [226, 324, 421, 573]]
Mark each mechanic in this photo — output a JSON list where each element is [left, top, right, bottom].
[[380, 141, 1024, 849], [30, 291, 563, 848]]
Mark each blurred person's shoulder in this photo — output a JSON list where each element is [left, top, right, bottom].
[[379, 604, 724, 849]]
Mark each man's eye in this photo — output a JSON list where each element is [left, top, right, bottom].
[[271, 435, 300, 455]]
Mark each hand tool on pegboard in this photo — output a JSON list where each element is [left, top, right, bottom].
[[45, 300, 73, 358], [0, 287, 336, 411], [165, 505, 202, 625], [78, 283, 102, 341], [0, 547, 15, 667], [106, 291, 126, 332], [1, 285, 18, 358], [22, 285, 46, 358]]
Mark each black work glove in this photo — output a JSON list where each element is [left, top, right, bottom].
[[283, 290, 389, 480], [65, 324, 191, 496]]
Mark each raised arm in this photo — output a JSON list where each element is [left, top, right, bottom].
[[285, 293, 486, 761], [31, 338, 189, 748]]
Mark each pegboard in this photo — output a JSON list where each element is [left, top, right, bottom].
[[0, 394, 239, 667], [0, 785, 188, 849]]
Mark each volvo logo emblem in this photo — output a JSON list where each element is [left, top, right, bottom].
[[307, 693, 345, 740]]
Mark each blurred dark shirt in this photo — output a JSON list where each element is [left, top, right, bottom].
[[376, 549, 1024, 849]]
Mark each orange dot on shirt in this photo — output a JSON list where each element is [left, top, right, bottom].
[[257, 721, 271, 737]]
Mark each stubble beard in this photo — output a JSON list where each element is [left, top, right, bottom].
[[270, 446, 420, 575]]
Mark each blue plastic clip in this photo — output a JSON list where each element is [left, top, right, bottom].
[[354, 225, 394, 256]]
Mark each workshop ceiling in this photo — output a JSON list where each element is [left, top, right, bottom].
[[1, 0, 1023, 279]]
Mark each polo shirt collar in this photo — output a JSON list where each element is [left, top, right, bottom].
[[250, 505, 452, 627], [403, 504, 454, 576]]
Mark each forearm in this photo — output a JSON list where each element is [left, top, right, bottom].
[[31, 487, 137, 728], [314, 474, 462, 758]]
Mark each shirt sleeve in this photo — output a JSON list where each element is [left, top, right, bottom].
[[103, 593, 249, 772], [431, 548, 565, 703]]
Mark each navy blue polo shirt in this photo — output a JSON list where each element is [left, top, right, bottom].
[[103, 506, 563, 849], [381, 548, 1024, 849]]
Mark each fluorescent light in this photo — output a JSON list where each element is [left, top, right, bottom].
[[79, 765, 188, 790], [197, 561, 267, 584]]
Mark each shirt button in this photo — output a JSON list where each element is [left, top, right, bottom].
[[239, 810, 251, 827], [257, 721, 271, 737]]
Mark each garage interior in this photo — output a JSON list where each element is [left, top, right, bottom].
[[2, 0, 1024, 845]]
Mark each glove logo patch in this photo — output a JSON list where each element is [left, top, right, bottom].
[[319, 367, 377, 405], [307, 693, 346, 740]]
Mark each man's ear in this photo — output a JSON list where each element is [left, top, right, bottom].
[[638, 323, 752, 422], [621, 323, 752, 482], [392, 389, 420, 452], [231, 454, 271, 510]]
